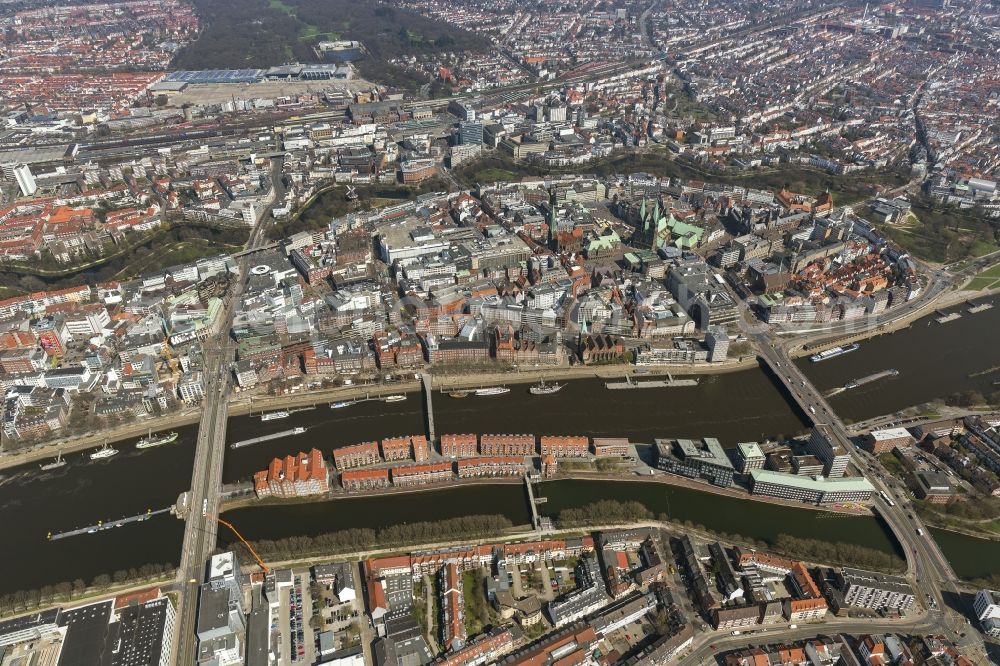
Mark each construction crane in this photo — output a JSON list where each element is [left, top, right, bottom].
[[209, 515, 270, 574]]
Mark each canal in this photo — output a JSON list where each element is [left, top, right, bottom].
[[929, 528, 1000, 583], [538, 479, 902, 554], [797, 295, 1000, 423], [215, 478, 902, 559]]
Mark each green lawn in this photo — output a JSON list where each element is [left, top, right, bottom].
[[968, 276, 1000, 291], [461, 572, 486, 637], [977, 264, 1000, 279], [966, 263, 1000, 290]]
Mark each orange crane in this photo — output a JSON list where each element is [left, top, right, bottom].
[[209, 515, 270, 574]]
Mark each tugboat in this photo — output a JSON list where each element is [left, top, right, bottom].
[[89, 443, 119, 461], [136, 430, 178, 449], [529, 378, 564, 395], [40, 452, 66, 470], [474, 386, 510, 396]]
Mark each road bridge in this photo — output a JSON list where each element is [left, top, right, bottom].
[[173, 162, 277, 665]]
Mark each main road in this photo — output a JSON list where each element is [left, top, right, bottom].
[[746, 324, 987, 658], [172, 158, 280, 665]]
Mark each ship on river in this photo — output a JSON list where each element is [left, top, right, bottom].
[[39, 452, 66, 471], [89, 443, 118, 460], [844, 369, 899, 390], [474, 386, 510, 396], [810, 343, 859, 363], [529, 379, 564, 395], [136, 430, 178, 449], [260, 410, 289, 421]]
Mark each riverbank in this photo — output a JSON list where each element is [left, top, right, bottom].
[[219, 475, 525, 512], [787, 284, 1000, 357], [549, 471, 872, 516], [0, 359, 755, 473]]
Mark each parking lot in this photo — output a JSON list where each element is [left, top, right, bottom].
[[275, 573, 316, 665]]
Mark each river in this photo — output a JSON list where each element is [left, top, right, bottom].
[[222, 369, 810, 483], [0, 424, 198, 595], [797, 295, 1000, 423], [1, 295, 998, 597]]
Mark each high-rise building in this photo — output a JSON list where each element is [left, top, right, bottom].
[[197, 552, 246, 665], [13, 164, 37, 196], [705, 326, 729, 362], [458, 121, 484, 146], [734, 441, 765, 473], [975, 590, 1000, 638], [807, 426, 850, 478]]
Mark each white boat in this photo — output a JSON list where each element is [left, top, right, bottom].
[[136, 430, 178, 449], [383, 394, 407, 403], [90, 444, 119, 460], [292, 427, 307, 435], [260, 411, 289, 421], [809, 343, 859, 363], [330, 401, 352, 409], [529, 379, 564, 395], [474, 386, 510, 396], [40, 452, 66, 470]]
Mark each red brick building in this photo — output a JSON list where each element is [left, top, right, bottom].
[[592, 437, 631, 457], [381, 436, 413, 462], [539, 435, 589, 458], [440, 433, 478, 458], [333, 441, 381, 470], [480, 433, 535, 457], [578, 333, 623, 364], [340, 468, 391, 491], [456, 456, 525, 478], [391, 462, 453, 486], [380, 435, 429, 462], [253, 448, 330, 498]]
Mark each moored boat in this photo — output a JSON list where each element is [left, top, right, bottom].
[[40, 452, 66, 470], [90, 444, 118, 460], [809, 343, 860, 363], [136, 430, 178, 449], [474, 386, 510, 396], [529, 379, 564, 395]]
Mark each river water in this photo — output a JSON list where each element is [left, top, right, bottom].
[[2, 296, 999, 596], [797, 296, 1000, 423]]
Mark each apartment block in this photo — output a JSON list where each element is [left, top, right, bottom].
[[836, 568, 915, 612], [391, 462, 453, 486], [440, 433, 478, 458], [456, 456, 525, 478], [380, 436, 414, 462], [539, 435, 589, 458], [253, 448, 329, 498], [340, 468, 391, 491], [480, 433, 535, 457], [784, 597, 828, 622], [333, 441, 381, 470]]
